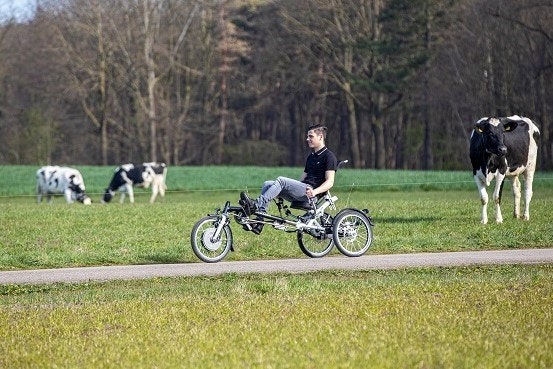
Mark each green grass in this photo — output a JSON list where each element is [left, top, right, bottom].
[[1, 165, 552, 270], [0, 189, 552, 270], [1, 266, 552, 369], [3, 165, 553, 196], [1, 166, 552, 368]]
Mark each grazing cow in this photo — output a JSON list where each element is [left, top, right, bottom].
[[36, 166, 92, 205], [102, 162, 167, 204], [469, 115, 540, 224]]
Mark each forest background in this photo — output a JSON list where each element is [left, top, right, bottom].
[[0, 0, 551, 170]]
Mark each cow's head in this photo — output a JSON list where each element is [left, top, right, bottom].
[[76, 192, 92, 205], [68, 174, 92, 205], [475, 117, 518, 156], [102, 189, 115, 203]]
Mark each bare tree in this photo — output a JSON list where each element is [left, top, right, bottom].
[[108, 0, 201, 164], [48, 0, 116, 165], [1, 0, 551, 169]]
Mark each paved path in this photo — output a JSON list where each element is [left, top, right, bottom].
[[1, 248, 552, 285]]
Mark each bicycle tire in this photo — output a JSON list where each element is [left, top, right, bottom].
[[191, 215, 233, 263], [297, 231, 334, 258], [332, 209, 373, 257], [297, 213, 334, 258]]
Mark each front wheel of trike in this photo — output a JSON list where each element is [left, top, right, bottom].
[[297, 231, 334, 258], [332, 209, 373, 257], [191, 215, 233, 263]]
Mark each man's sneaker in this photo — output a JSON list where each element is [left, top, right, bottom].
[[239, 191, 257, 216], [251, 216, 264, 235]]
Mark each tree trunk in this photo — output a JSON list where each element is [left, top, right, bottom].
[[217, 0, 228, 165], [395, 109, 405, 169], [344, 80, 361, 168], [144, 0, 158, 162], [537, 72, 550, 169], [97, 6, 109, 165], [288, 100, 300, 166], [371, 118, 385, 169], [422, 2, 433, 170]]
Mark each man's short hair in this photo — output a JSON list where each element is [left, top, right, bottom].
[[307, 124, 327, 138]]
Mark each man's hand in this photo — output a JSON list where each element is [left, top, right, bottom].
[[306, 186, 315, 198]]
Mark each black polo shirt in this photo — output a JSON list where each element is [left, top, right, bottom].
[[302, 147, 338, 188]]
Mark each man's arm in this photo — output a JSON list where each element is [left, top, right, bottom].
[[306, 170, 335, 198]]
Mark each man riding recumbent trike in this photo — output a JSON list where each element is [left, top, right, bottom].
[[190, 124, 374, 263]]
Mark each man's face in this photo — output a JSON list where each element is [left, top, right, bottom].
[[306, 129, 324, 149]]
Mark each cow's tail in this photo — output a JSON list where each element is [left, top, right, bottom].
[[162, 163, 168, 190]]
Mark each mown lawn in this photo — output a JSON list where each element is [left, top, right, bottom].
[[1, 266, 552, 369], [1, 166, 552, 368], [0, 164, 552, 269], [1, 188, 552, 269]]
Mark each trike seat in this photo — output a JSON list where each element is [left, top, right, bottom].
[[289, 191, 328, 210], [290, 200, 313, 210]]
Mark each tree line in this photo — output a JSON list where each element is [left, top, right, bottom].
[[0, 0, 551, 170]]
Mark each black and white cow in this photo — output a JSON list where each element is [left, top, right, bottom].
[[36, 166, 92, 205], [469, 115, 540, 224], [102, 162, 167, 204]]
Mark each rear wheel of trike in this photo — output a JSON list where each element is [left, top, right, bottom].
[[332, 209, 373, 257], [191, 215, 233, 263]]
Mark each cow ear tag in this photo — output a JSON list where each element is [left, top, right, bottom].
[[476, 127, 483, 133]]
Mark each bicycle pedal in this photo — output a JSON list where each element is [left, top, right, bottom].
[[272, 223, 286, 231]]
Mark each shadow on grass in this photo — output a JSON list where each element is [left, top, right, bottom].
[[140, 255, 185, 264], [376, 216, 442, 224]]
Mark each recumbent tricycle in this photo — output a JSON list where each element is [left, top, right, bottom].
[[190, 160, 374, 263]]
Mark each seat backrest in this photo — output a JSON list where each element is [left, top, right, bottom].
[[337, 159, 349, 170]]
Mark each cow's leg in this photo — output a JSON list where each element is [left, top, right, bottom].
[[159, 181, 166, 200], [474, 175, 489, 224], [126, 184, 135, 204], [118, 172, 135, 204], [492, 175, 505, 223], [37, 186, 43, 203], [64, 189, 74, 204], [511, 176, 522, 219], [149, 184, 159, 203], [522, 169, 535, 221], [119, 185, 132, 204], [149, 176, 165, 203]]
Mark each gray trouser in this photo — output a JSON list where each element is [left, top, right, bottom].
[[255, 176, 310, 212]]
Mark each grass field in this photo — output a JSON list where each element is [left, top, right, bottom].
[[1, 165, 552, 269], [1, 266, 552, 368], [3, 164, 553, 196], [1, 166, 552, 368]]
